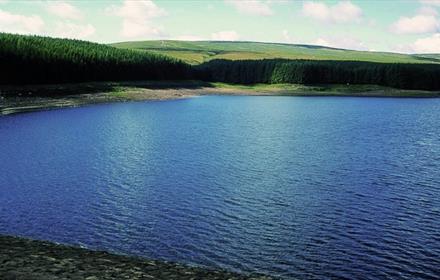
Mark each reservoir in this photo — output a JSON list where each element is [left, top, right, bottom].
[[1, 96, 439, 279]]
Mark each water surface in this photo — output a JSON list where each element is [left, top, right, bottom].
[[1, 96, 440, 279]]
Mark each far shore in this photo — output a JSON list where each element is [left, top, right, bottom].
[[1, 80, 439, 115], [0, 235, 272, 279]]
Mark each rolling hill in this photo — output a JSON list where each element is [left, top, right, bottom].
[[2, 34, 440, 91], [110, 40, 440, 65]]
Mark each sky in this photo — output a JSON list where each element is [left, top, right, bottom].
[[1, 0, 440, 53]]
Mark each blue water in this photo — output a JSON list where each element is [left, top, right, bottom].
[[1, 96, 440, 279]]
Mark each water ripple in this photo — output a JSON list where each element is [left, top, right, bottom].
[[1, 97, 440, 279]]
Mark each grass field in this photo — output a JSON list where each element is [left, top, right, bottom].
[[110, 40, 440, 65]]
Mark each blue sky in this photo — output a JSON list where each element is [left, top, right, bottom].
[[1, 0, 440, 53]]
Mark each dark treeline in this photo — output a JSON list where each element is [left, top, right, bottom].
[[0, 33, 190, 85], [2, 33, 440, 91], [195, 59, 440, 90]]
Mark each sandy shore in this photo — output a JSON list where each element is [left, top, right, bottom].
[[1, 81, 439, 115], [0, 235, 273, 280], [0, 83, 263, 115]]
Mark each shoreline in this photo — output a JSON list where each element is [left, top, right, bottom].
[[0, 235, 272, 280], [1, 81, 440, 115]]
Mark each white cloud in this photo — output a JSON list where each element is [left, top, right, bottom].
[[225, 0, 274, 16], [0, 0, 9, 4], [121, 20, 164, 38], [302, 2, 329, 21], [412, 33, 440, 52], [211, 30, 240, 41], [395, 33, 440, 53], [266, 0, 289, 3], [302, 1, 363, 24], [390, 9, 439, 34], [420, 0, 440, 6], [108, 0, 166, 22], [46, 1, 83, 20], [0, 9, 44, 34], [313, 36, 369, 51], [281, 29, 298, 43], [282, 29, 291, 41], [107, 0, 167, 38], [418, 6, 438, 16], [53, 22, 95, 39]]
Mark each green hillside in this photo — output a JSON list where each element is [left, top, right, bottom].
[[2, 33, 440, 91], [110, 40, 440, 65], [0, 33, 189, 85]]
